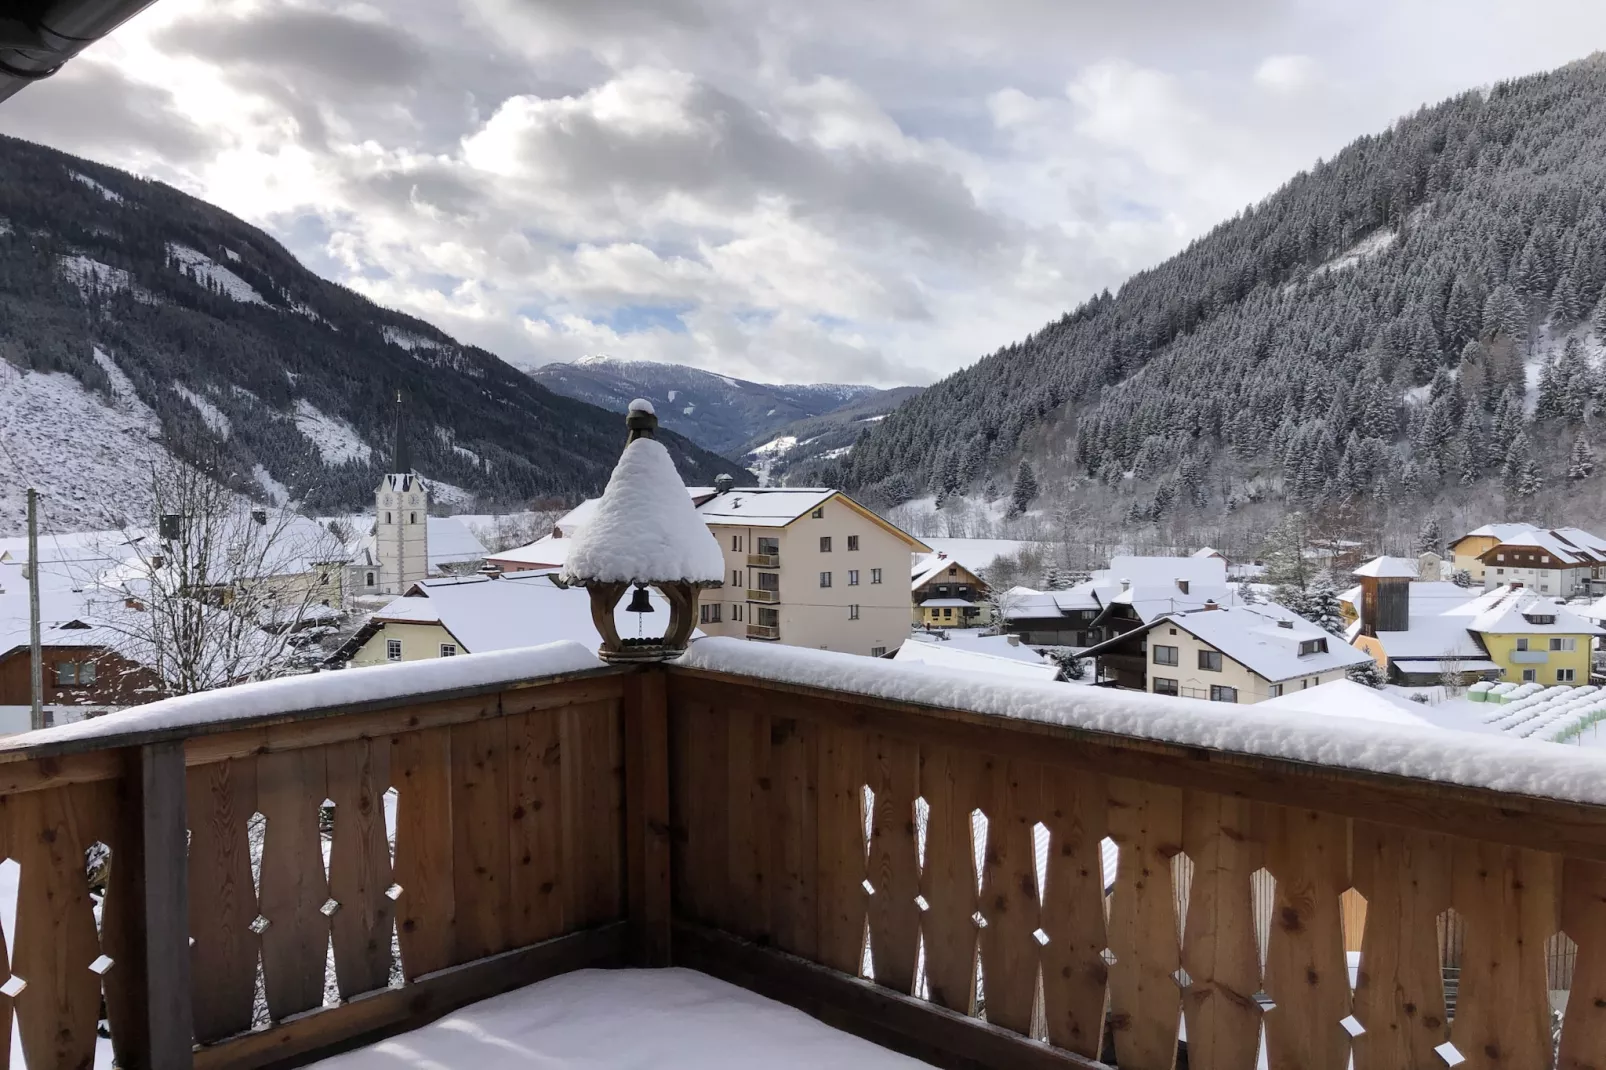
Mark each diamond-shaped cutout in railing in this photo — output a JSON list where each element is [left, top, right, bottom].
[[914, 894, 929, 912], [88, 955, 113, 976], [1340, 1014, 1365, 1038], [1032, 928, 1049, 947], [971, 910, 988, 929], [1252, 989, 1276, 1012], [913, 796, 930, 874], [385, 883, 404, 901], [862, 879, 876, 896], [1099, 947, 1117, 966], [249, 915, 270, 934], [1172, 967, 1192, 988], [0, 976, 25, 998], [320, 898, 341, 918], [1435, 1041, 1466, 1067]]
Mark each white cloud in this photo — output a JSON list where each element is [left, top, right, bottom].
[[1254, 53, 1318, 92]]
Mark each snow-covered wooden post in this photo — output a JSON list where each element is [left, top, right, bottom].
[[561, 399, 724, 662]]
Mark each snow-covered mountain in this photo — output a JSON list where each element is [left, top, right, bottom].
[[0, 136, 746, 536], [528, 356, 907, 457]]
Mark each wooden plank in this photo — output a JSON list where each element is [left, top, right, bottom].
[[142, 742, 197, 1069], [919, 743, 983, 1015], [1039, 770, 1109, 1059], [0, 790, 14, 1070], [95, 766, 145, 1070], [0, 750, 122, 795], [978, 758, 1041, 1036], [1350, 821, 1451, 1070], [676, 698, 730, 927], [666, 672, 1606, 864], [725, 705, 773, 943], [675, 920, 1105, 1070], [390, 726, 455, 980], [256, 746, 332, 1020], [624, 670, 671, 966], [186, 756, 260, 1042], [769, 716, 820, 961], [1450, 840, 1557, 1070], [1560, 857, 1606, 1070], [865, 732, 920, 996], [817, 722, 869, 977], [507, 707, 566, 949], [194, 923, 627, 1070], [1180, 791, 1262, 1070], [9, 785, 104, 1070], [1105, 777, 1183, 1070], [326, 738, 395, 999], [450, 717, 510, 963], [1262, 806, 1351, 1070], [561, 699, 624, 929]]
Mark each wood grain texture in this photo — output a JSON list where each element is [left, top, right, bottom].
[[919, 743, 983, 1015], [256, 746, 331, 1020], [1262, 806, 1351, 1070], [451, 717, 511, 963], [1350, 821, 1451, 1070], [816, 723, 869, 977], [1451, 840, 1557, 1070], [624, 671, 671, 966], [768, 716, 820, 961], [390, 726, 455, 980], [1560, 857, 1606, 1070], [1105, 777, 1182, 1070], [865, 733, 920, 996], [725, 706, 773, 943], [1039, 770, 1109, 1059], [9, 786, 103, 1070], [507, 707, 566, 949], [1180, 791, 1262, 1070], [978, 758, 1041, 1036], [326, 738, 395, 998], [561, 700, 624, 929], [186, 757, 260, 1042]]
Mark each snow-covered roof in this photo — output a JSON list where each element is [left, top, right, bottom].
[[892, 640, 1059, 682], [695, 488, 838, 527], [918, 597, 975, 608], [1480, 528, 1606, 566], [1107, 555, 1227, 587], [904, 631, 1049, 665], [1136, 603, 1373, 682], [1258, 679, 1441, 728], [1446, 584, 1606, 636], [488, 534, 568, 568], [372, 573, 696, 654], [916, 538, 1031, 575], [561, 437, 725, 586], [546, 487, 715, 540], [911, 553, 984, 590], [1352, 556, 1419, 579], [676, 637, 1606, 806], [1192, 547, 1224, 559], [1453, 522, 1541, 545]]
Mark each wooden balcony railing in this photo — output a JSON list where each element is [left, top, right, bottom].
[[747, 554, 780, 568], [746, 588, 779, 603], [1, 639, 1604, 1070], [745, 624, 780, 640]]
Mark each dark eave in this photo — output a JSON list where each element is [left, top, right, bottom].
[[0, 0, 157, 104]]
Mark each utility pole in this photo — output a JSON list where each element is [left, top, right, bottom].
[[26, 488, 43, 731]]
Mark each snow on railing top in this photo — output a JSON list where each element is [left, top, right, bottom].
[[676, 636, 1606, 808], [12, 641, 607, 749]]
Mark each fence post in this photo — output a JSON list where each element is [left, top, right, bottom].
[[624, 668, 672, 966], [142, 740, 195, 1066]]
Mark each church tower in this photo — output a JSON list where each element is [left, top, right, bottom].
[[374, 390, 428, 594]]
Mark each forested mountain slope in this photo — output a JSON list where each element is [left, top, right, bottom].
[[529, 356, 889, 456], [836, 55, 1606, 535], [0, 135, 746, 535]]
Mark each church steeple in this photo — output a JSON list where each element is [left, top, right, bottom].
[[391, 388, 411, 475]]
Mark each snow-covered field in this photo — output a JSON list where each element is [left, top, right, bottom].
[[294, 399, 373, 466], [174, 384, 231, 437], [167, 243, 267, 305]]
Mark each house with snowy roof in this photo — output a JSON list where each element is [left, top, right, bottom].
[[0, 618, 166, 728], [1476, 528, 1606, 597], [1078, 601, 1372, 703], [1448, 522, 1541, 581], [891, 632, 1061, 682], [1003, 555, 1243, 649], [910, 551, 990, 629], [1346, 555, 1604, 685]]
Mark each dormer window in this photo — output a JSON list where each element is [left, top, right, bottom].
[[1277, 620, 1294, 629], [1177, 579, 1190, 595], [1524, 614, 1556, 625], [1298, 638, 1328, 655]]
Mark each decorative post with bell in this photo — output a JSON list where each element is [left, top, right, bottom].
[[560, 399, 726, 661]]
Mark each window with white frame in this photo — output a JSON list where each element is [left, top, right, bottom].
[[1209, 685, 1238, 703], [1551, 637, 1578, 651], [1558, 667, 1577, 682], [440, 643, 458, 657], [386, 639, 403, 661]]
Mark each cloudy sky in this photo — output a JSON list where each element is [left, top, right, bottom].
[[4, 1, 1605, 386]]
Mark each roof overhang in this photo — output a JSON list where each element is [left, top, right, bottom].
[[0, 2, 159, 103]]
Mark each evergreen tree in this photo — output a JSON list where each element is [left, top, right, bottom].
[[1006, 461, 1038, 519], [1236, 579, 1258, 605], [1303, 570, 1346, 637], [1592, 293, 1606, 339], [1346, 660, 1386, 689], [1417, 516, 1442, 555], [1502, 432, 1543, 502], [1534, 354, 1565, 420], [1552, 270, 1582, 322], [1483, 284, 1528, 343], [1569, 432, 1597, 481]]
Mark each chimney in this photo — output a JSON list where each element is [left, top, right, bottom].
[[1120, 578, 1131, 593], [1176, 579, 1190, 595], [1202, 599, 1219, 610], [714, 473, 735, 494]]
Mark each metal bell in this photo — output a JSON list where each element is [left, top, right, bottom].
[[625, 583, 655, 614]]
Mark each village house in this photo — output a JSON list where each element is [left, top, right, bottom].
[[1476, 528, 1606, 596], [910, 551, 990, 629], [1001, 555, 1243, 649], [0, 619, 165, 730], [892, 631, 1061, 681], [1346, 556, 1603, 685], [1080, 601, 1372, 703]]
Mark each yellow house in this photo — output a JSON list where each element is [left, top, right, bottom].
[[1447, 584, 1601, 686], [911, 553, 990, 629], [1448, 523, 1539, 582]]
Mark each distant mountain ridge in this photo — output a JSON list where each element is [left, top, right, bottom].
[[529, 356, 908, 457], [0, 135, 747, 535]]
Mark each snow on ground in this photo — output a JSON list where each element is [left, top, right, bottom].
[[69, 171, 123, 204], [859, 413, 889, 422], [57, 254, 133, 298], [435, 426, 484, 468], [0, 350, 164, 536], [166, 243, 267, 305], [174, 384, 231, 437], [424, 478, 476, 508], [253, 464, 291, 505], [744, 434, 799, 486], [312, 968, 924, 1070], [381, 326, 449, 353], [294, 399, 373, 466], [1311, 227, 1397, 276]]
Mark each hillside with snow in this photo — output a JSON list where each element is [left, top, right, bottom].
[[529, 355, 906, 457], [0, 135, 747, 535]]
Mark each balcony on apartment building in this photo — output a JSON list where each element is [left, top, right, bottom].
[[747, 538, 781, 569], [4, 637, 1605, 1070]]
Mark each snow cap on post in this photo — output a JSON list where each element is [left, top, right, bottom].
[[561, 402, 724, 661]]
